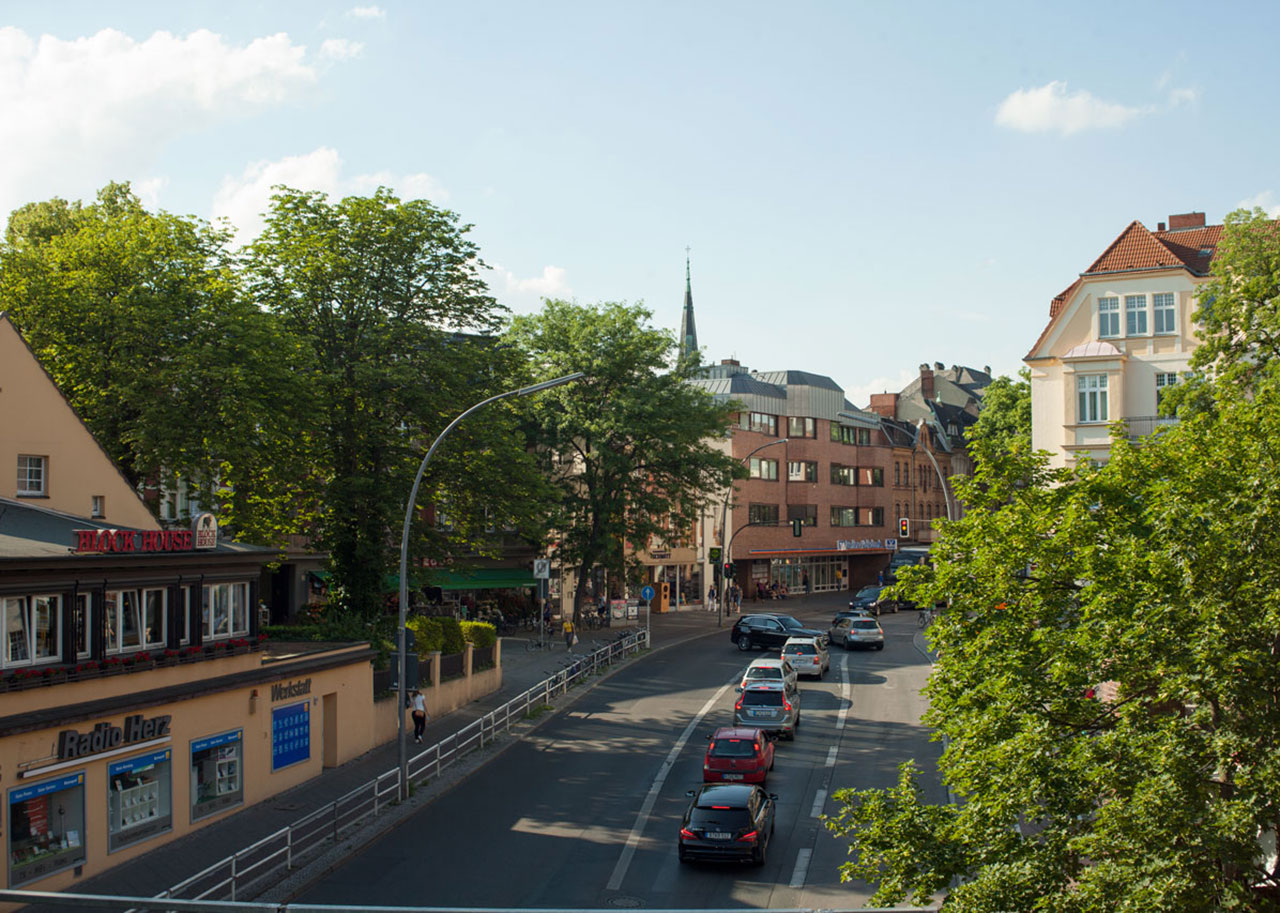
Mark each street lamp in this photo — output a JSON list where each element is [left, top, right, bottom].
[[718, 437, 787, 625], [914, 418, 956, 523], [396, 371, 584, 799]]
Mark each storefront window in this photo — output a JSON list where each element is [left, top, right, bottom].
[[108, 749, 173, 851], [8, 772, 87, 885], [190, 730, 243, 820]]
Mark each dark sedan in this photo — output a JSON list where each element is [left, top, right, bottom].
[[730, 613, 826, 651], [678, 782, 776, 865]]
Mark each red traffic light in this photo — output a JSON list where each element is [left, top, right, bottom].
[[898, 517, 910, 538]]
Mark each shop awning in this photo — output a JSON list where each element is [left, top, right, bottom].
[[427, 568, 537, 591]]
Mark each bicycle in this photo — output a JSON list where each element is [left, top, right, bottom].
[[917, 608, 935, 629]]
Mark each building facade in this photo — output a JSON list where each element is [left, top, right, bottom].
[[1024, 212, 1221, 468]]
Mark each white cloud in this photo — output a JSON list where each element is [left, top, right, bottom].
[[211, 147, 450, 243], [0, 27, 329, 221], [488, 264, 572, 305], [994, 81, 1143, 136], [132, 176, 169, 211], [347, 6, 386, 18], [843, 369, 918, 410], [320, 38, 364, 61], [1239, 191, 1280, 218]]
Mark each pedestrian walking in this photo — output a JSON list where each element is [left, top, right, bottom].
[[802, 571, 810, 596], [730, 582, 742, 613], [410, 689, 429, 743], [707, 583, 717, 611], [563, 617, 576, 650]]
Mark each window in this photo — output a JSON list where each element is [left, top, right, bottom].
[[8, 772, 88, 884], [749, 458, 778, 480], [108, 749, 173, 850], [91, 495, 104, 518], [870, 506, 884, 526], [73, 594, 91, 657], [1156, 372, 1177, 405], [741, 412, 778, 435], [1153, 292, 1176, 334], [787, 461, 817, 482], [16, 455, 47, 496], [1077, 373, 1109, 423], [787, 504, 817, 527], [894, 462, 901, 486], [831, 425, 872, 445], [1098, 296, 1120, 337], [191, 730, 244, 820], [748, 503, 779, 526], [143, 588, 166, 647], [831, 507, 857, 527], [1125, 295, 1147, 336], [830, 464, 857, 486], [2, 596, 60, 667], [858, 467, 884, 487], [787, 416, 816, 438]]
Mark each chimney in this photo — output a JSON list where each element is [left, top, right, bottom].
[[919, 363, 935, 400], [869, 392, 898, 418], [1157, 222, 1166, 232], [934, 361, 945, 371], [720, 358, 740, 367], [1168, 212, 1206, 230]]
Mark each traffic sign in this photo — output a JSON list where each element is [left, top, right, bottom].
[[640, 585, 655, 602], [533, 559, 550, 579]]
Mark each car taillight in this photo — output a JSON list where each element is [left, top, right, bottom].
[[734, 697, 743, 711], [736, 830, 759, 843], [680, 827, 696, 839], [782, 697, 793, 711]]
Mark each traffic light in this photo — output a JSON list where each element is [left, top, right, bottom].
[[792, 517, 803, 537], [723, 561, 734, 579], [899, 517, 910, 538]]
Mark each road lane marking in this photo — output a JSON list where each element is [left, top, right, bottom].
[[810, 788, 826, 817], [836, 657, 851, 731], [789, 847, 812, 887], [825, 746, 837, 767], [605, 680, 735, 891]]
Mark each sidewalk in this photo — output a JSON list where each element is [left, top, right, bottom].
[[68, 604, 746, 902]]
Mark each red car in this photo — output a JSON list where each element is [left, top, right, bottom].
[[703, 726, 775, 784]]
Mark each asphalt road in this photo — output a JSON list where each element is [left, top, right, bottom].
[[295, 607, 943, 909]]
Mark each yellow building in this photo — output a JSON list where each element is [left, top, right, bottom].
[[1024, 212, 1221, 468]]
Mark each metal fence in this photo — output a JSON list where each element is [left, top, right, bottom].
[[473, 644, 495, 670], [146, 629, 650, 906]]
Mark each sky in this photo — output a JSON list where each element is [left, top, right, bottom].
[[3, 1, 1278, 406]]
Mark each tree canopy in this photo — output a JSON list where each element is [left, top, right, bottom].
[[828, 211, 1280, 912], [967, 368, 1031, 454], [506, 300, 740, 621]]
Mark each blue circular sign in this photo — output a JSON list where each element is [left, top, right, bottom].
[[640, 585, 655, 602]]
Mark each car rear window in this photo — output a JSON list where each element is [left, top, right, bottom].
[[709, 738, 757, 758], [853, 620, 880, 630], [786, 643, 817, 655], [689, 807, 752, 829], [742, 690, 784, 707], [747, 667, 781, 680]]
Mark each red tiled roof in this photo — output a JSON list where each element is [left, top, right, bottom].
[[1085, 221, 1222, 276]]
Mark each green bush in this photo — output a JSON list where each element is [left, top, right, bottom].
[[406, 616, 444, 654], [461, 621, 496, 648], [438, 616, 466, 655]]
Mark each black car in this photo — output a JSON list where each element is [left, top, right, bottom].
[[678, 782, 776, 865], [730, 614, 826, 651]]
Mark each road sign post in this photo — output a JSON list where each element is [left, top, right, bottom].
[[640, 584, 655, 640]]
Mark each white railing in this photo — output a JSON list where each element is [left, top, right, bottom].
[[148, 629, 649, 907]]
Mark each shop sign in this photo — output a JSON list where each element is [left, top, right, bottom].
[[74, 528, 195, 553], [193, 512, 218, 549], [57, 715, 172, 760], [270, 678, 312, 702], [271, 701, 311, 771], [836, 538, 886, 551], [9, 771, 84, 805]]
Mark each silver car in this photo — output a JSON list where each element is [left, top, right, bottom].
[[733, 682, 800, 740], [832, 616, 885, 650], [736, 658, 799, 694], [780, 636, 829, 679]]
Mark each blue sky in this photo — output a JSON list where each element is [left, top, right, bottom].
[[3, 1, 1277, 404]]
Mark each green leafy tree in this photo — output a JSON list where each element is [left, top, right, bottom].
[[506, 300, 740, 623], [245, 186, 548, 617], [827, 212, 1280, 912], [967, 368, 1032, 454], [0, 182, 311, 542]]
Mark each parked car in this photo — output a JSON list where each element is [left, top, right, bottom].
[[780, 636, 829, 679], [678, 782, 777, 865], [831, 616, 885, 650], [733, 681, 800, 739], [736, 658, 799, 694], [703, 726, 775, 784], [832, 607, 873, 626], [850, 584, 894, 615], [729, 613, 827, 652]]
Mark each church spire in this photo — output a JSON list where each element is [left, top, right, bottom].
[[679, 248, 698, 361]]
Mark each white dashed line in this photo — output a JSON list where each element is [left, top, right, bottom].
[[836, 657, 851, 731], [789, 848, 812, 888], [810, 788, 827, 817], [825, 746, 838, 767]]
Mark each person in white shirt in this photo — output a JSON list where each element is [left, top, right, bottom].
[[411, 690, 429, 743]]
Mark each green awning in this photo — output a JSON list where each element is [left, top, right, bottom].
[[428, 568, 537, 591]]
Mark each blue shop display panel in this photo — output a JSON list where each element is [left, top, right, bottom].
[[8, 771, 87, 885], [272, 701, 311, 771], [108, 748, 173, 851], [190, 729, 243, 821]]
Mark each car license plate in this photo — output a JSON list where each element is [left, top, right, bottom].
[[706, 832, 730, 840], [723, 773, 743, 780]]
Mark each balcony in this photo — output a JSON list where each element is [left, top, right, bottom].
[[1124, 415, 1178, 441]]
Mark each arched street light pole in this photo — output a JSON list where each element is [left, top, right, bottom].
[[718, 437, 787, 626], [396, 371, 585, 799], [914, 418, 957, 523]]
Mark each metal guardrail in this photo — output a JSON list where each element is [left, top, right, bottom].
[[141, 629, 650, 907]]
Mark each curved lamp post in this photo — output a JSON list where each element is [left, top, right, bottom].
[[396, 371, 584, 799], [718, 437, 787, 625], [914, 418, 956, 523]]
